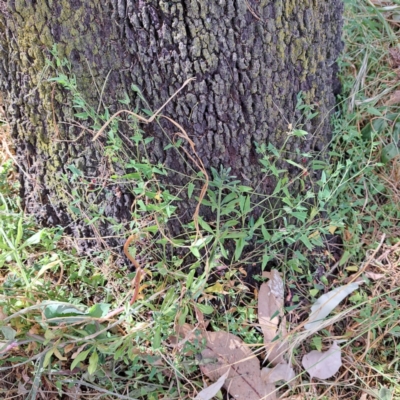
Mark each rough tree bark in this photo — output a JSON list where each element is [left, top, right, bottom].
[[0, 0, 343, 256]]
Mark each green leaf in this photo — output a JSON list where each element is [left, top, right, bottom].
[[299, 235, 314, 251], [15, 218, 23, 246], [71, 348, 91, 370], [88, 350, 99, 375], [291, 212, 307, 223], [381, 143, 400, 164], [137, 199, 147, 211], [219, 200, 240, 216], [221, 192, 238, 205], [153, 325, 162, 349], [261, 225, 271, 241], [234, 237, 247, 261], [161, 287, 177, 312], [43, 348, 55, 368], [198, 216, 214, 234], [188, 182, 195, 199], [191, 235, 212, 249], [119, 173, 141, 180], [118, 93, 131, 105], [272, 179, 282, 195], [243, 195, 251, 214], [238, 195, 247, 214], [366, 107, 383, 117], [378, 388, 393, 400], [267, 142, 280, 157], [222, 220, 239, 228], [339, 250, 352, 266], [186, 269, 196, 290], [219, 244, 228, 259], [286, 159, 305, 171], [44, 304, 86, 319], [69, 206, 81, 216], [67, 164, 83, 177], [311, 336, 323, 352], [238, 185, 253, 193], [292, 129, 308, 137], [196, 303, 214, 315], [74, 112, 89, 119], [0, 326, 16, 340], [21, 231, 43, 248], [253, 216, 265, 230], [88, 303, 110, 318], [321, 171, 327, 184], [178, 305, 189, 326], [142, 109, 153, 117], [199, 198, 213, 207], [190, 247, 201, 258], [44, 329, 56, 341], [262, 252, 272, 269], [221, 231, 248, 239], [207, 190, 217, 207]]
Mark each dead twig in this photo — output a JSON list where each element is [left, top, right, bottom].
[[91, 77, 196, 141]]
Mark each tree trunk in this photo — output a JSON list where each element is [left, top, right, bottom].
[[0, 0, 343, 257]]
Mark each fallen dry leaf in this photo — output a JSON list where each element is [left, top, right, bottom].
[[385, 90, 400, 106], [200, 331, 277, 400], [194, 306, 209, 331], [389, 47, 400, 68], [345, 270, 385, 285], [302, 341, 342, 380], [64, 343, 75, 354], [258, 270, 288, 364], [304, 283, 359, 332], [261, 363, 296, 386], [364, 271, 385, 281], [343, 229, 352, 241], [194, 369, 230, 400]]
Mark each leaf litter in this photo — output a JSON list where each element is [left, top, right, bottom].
[[200, 331, 276, 400], [258, 270, 289, 365], [187, 269, 357, 398], [261, 363, 296, 385], [302, 341, 342, 380], [194, 369, 230, 400]]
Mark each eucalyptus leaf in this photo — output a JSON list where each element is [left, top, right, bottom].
[[302, 341, 342, 380], [304, 283, 359, 332]]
